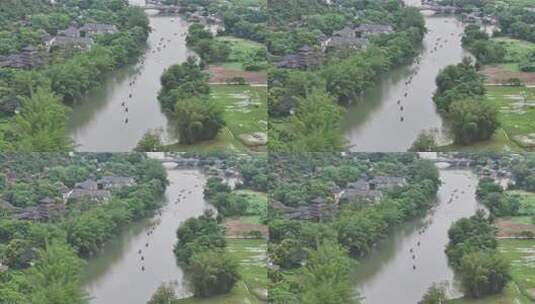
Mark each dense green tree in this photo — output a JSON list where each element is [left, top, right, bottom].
[[468, 40, 506, 64], [433, 58, 485, 112], [409, 131, 438, 152], [269, 89, 346, 152], [134, 130, 163, 152], [189, 250, 240, 297], [462, 25, 489, 47], [186, 24, 213, 46], [26, 242, 87, 304], [418, 283, 448, 304], [300, 242, 358, 304], [446, 211, 497, 267], [459, 252, 510, 298], [158, 58, 210, 113], [174, 97, 225, 144], [174, 210, 226, 264], [448, 100, 499, 145], [476, 177, 503, 199], [481, 192, 519, 217], [148, 284, 178, 304], [12, 88, 72, 151]]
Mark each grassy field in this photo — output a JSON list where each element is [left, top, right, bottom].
[[441, 86, 535, 151], [487, 86, 535, 150], [166, 85, 267, 152], [448, 239, 535, 304], [499, 239, 535, 301], [215, 36, 267, 71], [176, 239, 268, 304], [211, 85, 267, 147]]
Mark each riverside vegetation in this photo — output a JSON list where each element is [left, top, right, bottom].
[[0, 153, 168, 303], [0, 0, 150, 151], [148, 153, 268, 303], [268, 153, 441, 303]]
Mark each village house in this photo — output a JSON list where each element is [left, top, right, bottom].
[[339, 176, 407, 205], [353, 24, 394, 38], [369, 176, 407, 190], [321, 23, 394, 52], [75, 179, 99, 190], [14, 201, 66, 222], [322, 25, 370, 52], [270, 197, 336, 222], [79, 23, 118, 37], [68, 188, 111, 202], [67, 178, 111, 203], [276, 45, 323, 69], [48, 22, 117, 51], [0, 46, 47, 69], [49, 35, 93, 51], [97, 176, 135, 189]]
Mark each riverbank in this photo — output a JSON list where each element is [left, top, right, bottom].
[[82, 167, 206, 304], [447, 162, 535, 304], [160, 158, 268, 304], [353, 167, 480, 303], [69, 12, 190, 151], [154, 1, 267, 152], [343, 12, 465, 151], [0, 1, 150, 151], [0, 154, 168, 303]]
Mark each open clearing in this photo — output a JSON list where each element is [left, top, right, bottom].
[[488, 86, 535, 150], [212, 85, 267, 150]]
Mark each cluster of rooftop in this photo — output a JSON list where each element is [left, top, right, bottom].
[[0, 176, 135, 222], [271, 175, 407, 222], [0, 23, 118, 69], [277, 23, 393, 69]]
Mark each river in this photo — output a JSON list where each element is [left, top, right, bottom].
[[68, 2, 192, 152], [352, 162, 482, 303], [343, 0, 471, 152], [82, 164, 210, 304]]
